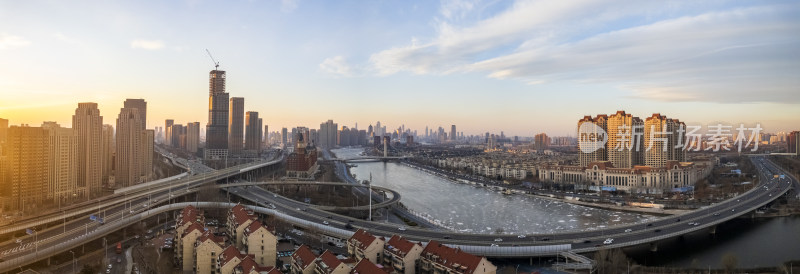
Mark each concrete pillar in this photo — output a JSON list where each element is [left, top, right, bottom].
[[649, 243, 658, 252], [710, 225, 717, 234]]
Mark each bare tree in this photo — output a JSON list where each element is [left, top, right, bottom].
[[721, 252, 738, 273]]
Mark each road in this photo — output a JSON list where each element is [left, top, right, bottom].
[[0, 155, 283, 268], [228, 156, 796, 255]]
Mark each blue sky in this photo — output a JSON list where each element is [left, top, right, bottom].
[[0, 0, 798, 136]]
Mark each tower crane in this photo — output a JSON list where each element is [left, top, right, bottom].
[[206, 49, 220, 70]]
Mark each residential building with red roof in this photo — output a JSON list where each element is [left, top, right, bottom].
[[382, 235, 423, 274], [291, 245, 317, 274], [346, 229, 385, 264], [235, 256, 281, 274], [243, 220, 277, 267], [228, 204, 257, 249], [178, 221, 206, 271], [314, 250, 351, 274], [418, 241, 496, 274], [218, 245, 248, 274], [351, 259, 388, 274], [195, 230, 226, 274]]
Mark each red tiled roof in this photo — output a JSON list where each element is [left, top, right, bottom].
[[230, 204, 256, 227], [219, 245, 244, 266], [351, 259, 387, 274], [245, 221, 270, 237], [181, 222, 205, 238], [292, 245, 316, 269], [196, 230, 224, 246], [318, 250, 342, 270], [349, 229, 377, 250], [421, 240, 483, 274], [237, 256, 276, 273], [385, 235, 420, 257], [178, 205, 199, 227]]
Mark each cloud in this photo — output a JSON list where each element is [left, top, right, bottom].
[[0, 34, 31, 50], [319, 56, 354, 77], [366, 1, 800, 103], [130, 39, 165, 50], [281, 0, 298, 13]]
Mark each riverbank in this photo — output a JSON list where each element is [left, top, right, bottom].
[[402, 160, 689, 216]]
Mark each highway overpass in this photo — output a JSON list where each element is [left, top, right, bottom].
[[1, 156, 794, 270]]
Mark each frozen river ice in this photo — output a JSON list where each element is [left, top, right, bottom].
[[333, 148, 657, 234]]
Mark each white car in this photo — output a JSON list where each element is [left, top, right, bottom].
[[517, 235, 526, 239], [603, 238, 613, 245], [493, 238, 503, 242], [624, 229, 633, 233], [323, 221, 330, 225], [398, 227, 407, 231]]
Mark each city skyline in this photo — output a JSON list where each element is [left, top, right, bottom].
[[1, 1, 799, 136]]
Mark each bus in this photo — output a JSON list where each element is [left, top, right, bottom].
[[116, 242, 122, 254]]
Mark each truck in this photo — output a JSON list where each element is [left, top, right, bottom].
[[116, 242, 122, 254], [780, 174, 786, 179]]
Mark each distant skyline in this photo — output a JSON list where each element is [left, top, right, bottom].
[[1, 0, 799, 136]]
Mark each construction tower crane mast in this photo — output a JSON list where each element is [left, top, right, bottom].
[[206, 49, 220, 70]]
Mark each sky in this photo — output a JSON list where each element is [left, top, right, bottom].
[[0, 0, 798, 137]]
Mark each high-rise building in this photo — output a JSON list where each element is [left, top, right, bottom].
[[0, 118, 7, 144], [281, 127, 288, 149], [205, 69, 229, 160], [187, 122, 200, 154], [72, 103, 104, 198], [165, 119, 174, 146], [228, 97, 245, 155], [786, 131, 798, 155], [171, 124, 185, 149], [643, 113, 685, 167], [6, 126, 49, 211], [578, 115, 608, 167], [115, 107, 152, 188], [123, 99, 147, 130], [245, 111, 261, 153], [319, 120, 338, 148], [101, 124, 114, 186], [263, 124, 269, 149], [42, 122, 78, 205], [450, 125, 456, 141], [607, 111, 643, 169], [534, 133, 550, 151]]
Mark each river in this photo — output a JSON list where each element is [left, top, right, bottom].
[[333, 147, 800, 267]]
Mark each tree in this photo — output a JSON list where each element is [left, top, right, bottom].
[[721, 252, 738, 273], [593, 248, 629, 274]]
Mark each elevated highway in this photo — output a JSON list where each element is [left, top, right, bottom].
[[1, 156, 793, 271]]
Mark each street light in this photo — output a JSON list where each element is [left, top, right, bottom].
[[69, 250, 76, 273]]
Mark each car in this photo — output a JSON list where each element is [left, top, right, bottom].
[[15, 239, 21, 244], [646, 223, 653, 227], [135, 235, 140, 239], [443, 236, 451, 239], [624, 229, 633, 233], [108, 264, 113, 269], [345, 224, 354, 230], [323, 221, 330, 225], [398, 227, 407, 231], [335, 243, 344, 248], [106, 269, 111, 274], [539, 237, 550, 241], [494, 238, 503, 242], [583, 240, 592, 244], [326, 216, 333, 219], [117, 257, 122, 263], [517, 235, 526, 239], [731, 209, 735, 212], [654, 229, 662, 232], [490, 244, 499, 247], [603, 238, 613, 245], [713, 213, 720, 216], [296, 208, 301, 211], [675, 218, 681, 222]]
